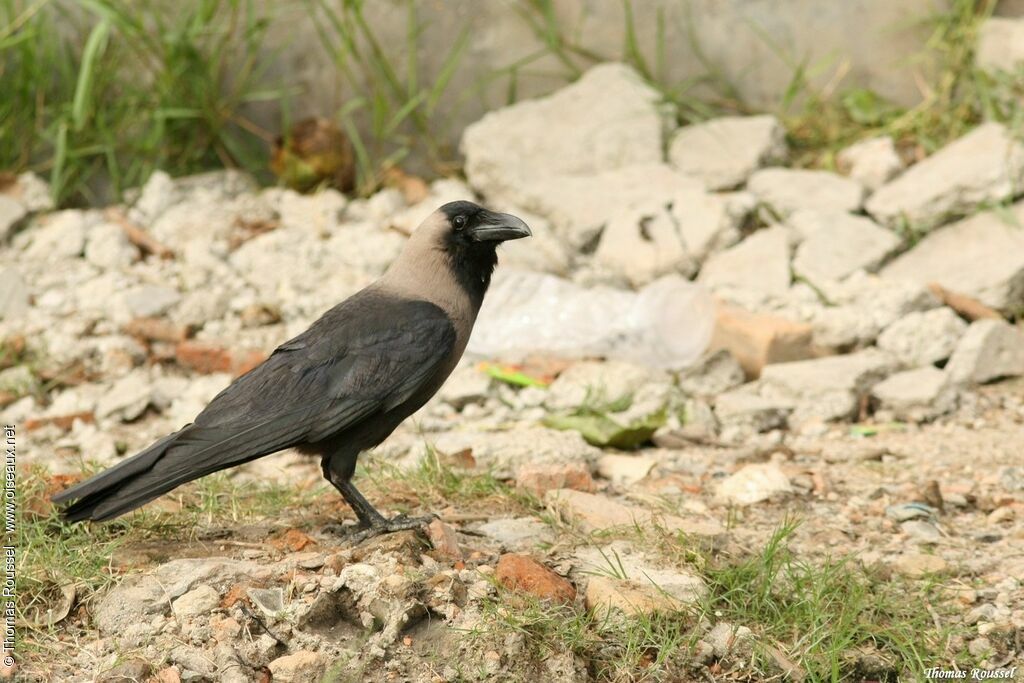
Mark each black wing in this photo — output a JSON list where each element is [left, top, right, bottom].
[[53, 293, 457, 520]]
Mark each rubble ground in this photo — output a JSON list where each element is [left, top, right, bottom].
[[15, 379, 1023, 681]]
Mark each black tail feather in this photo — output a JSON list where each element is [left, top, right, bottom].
[[52, 429, 186, 522]]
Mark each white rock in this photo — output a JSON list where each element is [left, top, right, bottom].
[[946, 319, 1024, 385], [0, 268, 30, 320], [24, 210, 88, 260], [477, 517, 554, 549], [545, 360, 661, 411], [596, 454, 656, 485], [6, 172, 53, 213], [0, 366, 36, 397], [85, 222, 139, 270], [785, 272, 939, 350], [123, 284, 181, 318], [714, 390, 791, 433], [866, 123, 1024, 231], [698, 226, 791, 297], [876, 307, 967, 366], [668, 114, 787, 190], [837, 136, 904, 191], [976, 17, 1024, 72], [0, 195, 27, 241], [463, 63, 666, 203], [747, 168, 864, 217], [426, 428, 600, 479], [577, 543, 707, 605], [791, 212, 900, 288], [437, 364, 492, 409], [716, 464, 793, 506], [758, 348, 898, 422], [171, 585, 221, 620], [678, 349, 746, 397], [517, 163, 706, 249], [275, 186, 346, 236], [131, 170, 178, 222], [267, 651, 326, 683], [707, 623, 755, 659], [880, 202, 1024, 314], [96, 371, 153, 421], [594, 202, 692, 286], [594, 189, 753, 285], [871, 367, 957, 422]]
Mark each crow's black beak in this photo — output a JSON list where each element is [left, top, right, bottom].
[[469, 210, 532, 242]]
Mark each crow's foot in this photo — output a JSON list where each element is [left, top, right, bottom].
[[324, 513, 436, 544]]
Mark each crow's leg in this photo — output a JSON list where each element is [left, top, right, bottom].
[[322, 457, 434, 542]]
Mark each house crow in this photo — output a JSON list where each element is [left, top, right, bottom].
[[52, 201, 531, 539]]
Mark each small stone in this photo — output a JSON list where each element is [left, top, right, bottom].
[[98, 658, 151, 683], [477, 517, 554, 549], [544, 360, 659, 411], [437, 364, 491, 409], [462, 62, 664, 204], [871, 367, 957, 422], [85, 222, 139, 270], [268, 651, 327, 683], [967, 636, 992, 658], [152, 667, 181, 683], [428, 427, 600, 480], [0, 268, 30, 320], [516, 461, 595, 497], [866, 123, 1024, 232], [758, 349, 898, 423], [210, 615, 242, 643], [715, 464, 793, 506], [975, 17, 1024, 72], [713, 390, 791, 434], [247, 587, 284, 618], [946, 319, 1024, 385], [709, 304, 816, 379], [545, 489, 724, 538], [988, 506, 1015, 525], [677, 349, 745, 396], [596, 454, 656, 485], [585, 576, 692, 616], [495, 554, 575, 604], [901, 520, 943, 543], [747, 168, 864, 217], [169, 646, 216, 678], [123, 284, 181, 318], [791, 212, 900, 288], [876, 308, 967, 367], [95, 371, 153, 421], [837, 136, 903, 191], [698, 226, 792, 297], [132, 170, 178, 221], [426, 519, 463, 560], [172, 585, 220, 620], [881, 202, 1024, 314], [668, 114, 787, 190], [7, 172, 53, 212], [707, 622, 755, 659], [24, 210, 88, 260], [892, 552, 948, 577]]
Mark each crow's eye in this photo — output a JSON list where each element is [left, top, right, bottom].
[[453, 215, 467, 230]]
